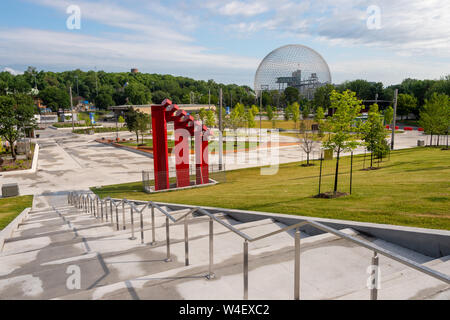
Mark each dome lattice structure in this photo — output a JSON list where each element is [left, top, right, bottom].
[[254, 44, 331, 99]]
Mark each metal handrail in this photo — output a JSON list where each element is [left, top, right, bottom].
[[67, 191, 450, 300]]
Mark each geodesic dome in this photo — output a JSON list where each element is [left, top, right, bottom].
[[254, 44, 331, 99]]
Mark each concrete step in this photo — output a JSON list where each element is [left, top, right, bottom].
[[56, 228, 437, 300], [336, 256, 450, 300], [0, 215, 278, 299]]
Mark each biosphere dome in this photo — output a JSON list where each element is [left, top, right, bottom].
[[254, 44, 331, 99]]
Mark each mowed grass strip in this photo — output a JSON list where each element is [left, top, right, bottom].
[[92, 148, 450, 230], [0, 195, 33, 230]]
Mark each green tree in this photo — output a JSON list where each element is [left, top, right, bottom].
[[323, 90, 363, 193], [284, 104, 293, 121], [0, 95, 36, 160], [198, 108, 207, 125], [284, 87, 299, 104], [419, 93, 450, 146], [95, 92, 114, 110], [291, 102, 300, 129], [125, 81, 152, 105], [137, 112, 151, 144], [246, 108, 256, 129], [397, 93, 417, 120], [361, 104, 387, 167], [124, 107, 140, 143], [314, 106, 325, 136], [38, 86, 70, 111], [0, 96, 21, 159], [313, 83, 334, 111], [205, 109, 216, 128], [384, 106, 394, 126]]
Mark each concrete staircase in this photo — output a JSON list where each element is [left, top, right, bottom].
[[0, 199, 449, 300]]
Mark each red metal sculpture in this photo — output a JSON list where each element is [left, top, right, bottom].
[[151, 99, 209, 191]]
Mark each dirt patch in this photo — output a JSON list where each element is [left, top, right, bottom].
[[314, 192, 349, 199]]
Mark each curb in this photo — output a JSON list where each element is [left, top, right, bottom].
[[0, 207, 31, 252], [0, 143, 40, 177]]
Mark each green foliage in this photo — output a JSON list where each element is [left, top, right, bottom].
[[198, 108, 207, 123], [313, 83, 334, 110], [205, 109, 216, 128], [246, 108, 256, 128], [284, 104, 292, 121], [323, 90, 363, 192], [419, 93, 450, 143], [38, 86, 70, 111], [384, 106, 394, 126], [323, 90, 363, 153], [0, 94, 36, 159], [266, 105, 274, 121], [118, 116, 125, 123], [284, 86, 299, 104], [291, 102, 300, 129], [360, 104, 388, 164], [124, 81, 152, 105], [397, 93, 417, 119]]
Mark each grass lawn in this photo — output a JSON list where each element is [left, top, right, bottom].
[[0, 195, 33, 230], [118, 139, 259, 151], [92, 147, 450, 230], [260, 119, 316, 130]]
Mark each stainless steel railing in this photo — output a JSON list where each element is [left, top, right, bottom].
[[67, 191, 450, 300]]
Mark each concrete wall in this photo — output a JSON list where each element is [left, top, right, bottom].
[[147, 201, 450, 258]]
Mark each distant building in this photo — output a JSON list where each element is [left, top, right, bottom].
[[131, 68, 139, 74], [110, 104, 216, 117]]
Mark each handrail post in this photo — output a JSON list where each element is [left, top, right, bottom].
[[110, 200, 114, 225], [105, 200, 109, 222], [184, 216, 189, 266], [294, 227, 301, 300], [122, 202, 126, 230], [370, 251, 379, 300], [101, 201, 104, 221], [129, 205, 136, 240], [116, 206, 119, 231], [151, 204, 156, 245], [243, 240, 249, 300], [207, 217, 215, 279], [165, 216, 171, 262], [140, 210, 144, 244]]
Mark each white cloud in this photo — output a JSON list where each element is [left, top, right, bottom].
[[0, 28, 259, 76], [219, 1, 268, 17], [2, 67, 24, 75]]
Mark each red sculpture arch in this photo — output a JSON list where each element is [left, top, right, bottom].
[[151, 99, 210, 191]]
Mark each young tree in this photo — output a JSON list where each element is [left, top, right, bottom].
[[205, 109, 216, 128], [298, 120, 315, 166], [284, 103, 293, 121], [361, 104, 387, 168], [0, 95, 36, 160], [314, 106, 325, 137], [384, 106, 394, 126], [125, 107, 140, 143], [0, 96, 20, 160], [397, 93, 417, 120], [322, 90, 363, 194], [291, 102, 300, 130], [266, 105, 273, 120], [198, 108, 207, 125], [246, 108, 256, 129], [137, 112, 150, 144], [419, 93, 450, 146]]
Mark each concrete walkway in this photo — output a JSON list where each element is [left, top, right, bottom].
[[0, 192, 448, 300]]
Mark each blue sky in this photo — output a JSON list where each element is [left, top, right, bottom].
[[1, 0, 449, 87]]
